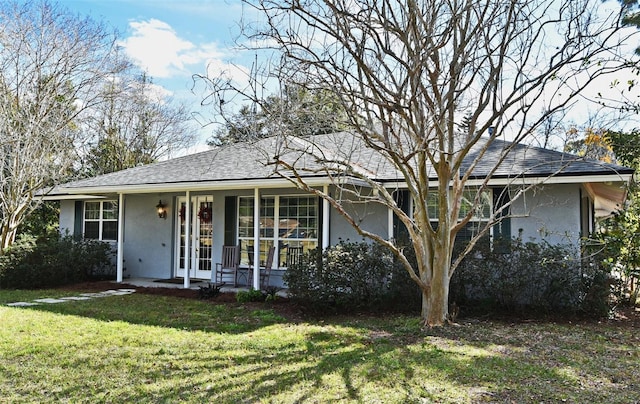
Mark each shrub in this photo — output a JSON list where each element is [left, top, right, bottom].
[[386, 243, 422, 311], [285, 237, 611, 316], [450, 237, 611, 315], [581, 239, 625, 316], [284, 240, 419, 313], [236, 288, 266, 303], [262, 286, 280, 302], [0, 233, 114, 289], [198, 282, 222, 299]]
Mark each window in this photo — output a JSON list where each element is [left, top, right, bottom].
[[426, 189, 492, 221], [420, 188, 493, 245], [394, 188, 494, 246], [238, 197, 276, 267], [84, 201, 118, 241], [238, 195, 318, 268]]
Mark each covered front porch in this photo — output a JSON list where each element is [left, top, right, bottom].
[[108, 183, 347, 290], [57, 179, 389, 290]]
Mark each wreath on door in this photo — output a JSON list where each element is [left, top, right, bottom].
[[198, 206, 212, 223]]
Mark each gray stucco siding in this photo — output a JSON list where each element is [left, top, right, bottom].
[[121, 194, 175, 279], [329, 200, 389, 245], [510, 183, 582, 246], [59, 200, 76, 236]]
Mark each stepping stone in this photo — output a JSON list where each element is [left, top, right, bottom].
[[78, 293, 107, 298], [33, 298, 68, 304], [60, 296, 93, 301], [109, 290, 136, 295], [4, 288, 137, 307]]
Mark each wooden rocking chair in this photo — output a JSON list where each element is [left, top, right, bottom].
[[213, 245, 240, 287], [246, 245, 276, 289]]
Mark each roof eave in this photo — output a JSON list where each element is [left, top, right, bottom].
[[379, 172, 634, 188], [44, 176, 335, 197]]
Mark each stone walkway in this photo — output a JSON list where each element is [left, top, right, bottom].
[[5, 289, 136, 307]]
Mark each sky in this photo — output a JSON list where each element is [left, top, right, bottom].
[[60, 0, 251, 151], [58, 0, 640, 153]]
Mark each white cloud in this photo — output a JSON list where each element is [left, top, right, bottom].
[[119, 18, 226, 79]]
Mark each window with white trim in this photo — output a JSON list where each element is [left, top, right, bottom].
[[238, 195, 318, 268], [423, 188, 493, 243], [84, 201, 118, 241], [426, 189, 492, 222]]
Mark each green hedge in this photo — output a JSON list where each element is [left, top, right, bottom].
[[450, 238, 612, 315], [285, 238, 612, 316], [284, 240, 420, 313], [0, 234, 114, 289]]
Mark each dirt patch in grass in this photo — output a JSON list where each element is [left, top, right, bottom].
[[58, 280, 640, 327]]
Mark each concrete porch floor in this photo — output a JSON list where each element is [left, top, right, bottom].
[[117, 278, 287, 297]]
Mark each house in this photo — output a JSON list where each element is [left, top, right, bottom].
[[47, 132, 634, 289]]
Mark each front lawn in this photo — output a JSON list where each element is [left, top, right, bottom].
[[0, 286, 638, 403]]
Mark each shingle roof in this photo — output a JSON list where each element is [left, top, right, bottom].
[[463, 138, 633, 179], [61, 141, 281, 189], [54, 132, 633, 193]]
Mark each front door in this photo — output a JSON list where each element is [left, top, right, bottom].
[[175, 196, 213, 279]]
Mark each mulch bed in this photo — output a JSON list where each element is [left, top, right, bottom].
[[58, 280, 303, 320], [57, 280, 640, 327]]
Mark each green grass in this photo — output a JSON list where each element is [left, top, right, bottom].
[[1, 289, 639, 403]]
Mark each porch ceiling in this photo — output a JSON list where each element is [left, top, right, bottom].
[[584, 182, 629, 218]]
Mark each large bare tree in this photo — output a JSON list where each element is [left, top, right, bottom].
[[0, 0, 125, 250], [81, 73, 197, 176], [204, 0, 636, 325]]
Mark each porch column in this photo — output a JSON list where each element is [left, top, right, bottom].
[[322, 185, 330, 249], [184, 190, 191, 289], [253, 187, 260, 289], [116, 193, 124, 283]]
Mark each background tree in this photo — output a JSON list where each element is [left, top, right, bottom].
[[203, 0, 636, 325], [564, 127, 617, 163], [621, 0, 640, 49], [562, 124, 639, 304], [82, 73, 196, 176], [593, 129, 640, 304], [0, 0, 125, 251], [208, 84, 347, 146]]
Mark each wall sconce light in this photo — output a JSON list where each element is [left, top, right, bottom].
[[156, 200, 167, 219]]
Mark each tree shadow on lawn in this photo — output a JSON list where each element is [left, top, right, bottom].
[[14, 308, 638, 401], [73, 323, 634, 403], [9, 281, 640, 402]]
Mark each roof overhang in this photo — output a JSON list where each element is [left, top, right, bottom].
[[42, 176, 337, 199], [41, 194, 107, 201], [380, 173, 634, 188], [43, 172, 633, 215], [583, 182, 629, 218]]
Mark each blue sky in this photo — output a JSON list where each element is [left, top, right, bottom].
[[57, 0, 640, 149], [60, 0, 250, 147]]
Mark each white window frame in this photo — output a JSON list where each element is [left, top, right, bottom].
[[237, 195, 319, 268], [420, 188, 494, 242], [83, 200, 118, 241]]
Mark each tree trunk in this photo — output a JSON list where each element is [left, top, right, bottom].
[[421, 265, 451, 327], [420, 237, 453, 327], [0, 224, 17, 252]]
